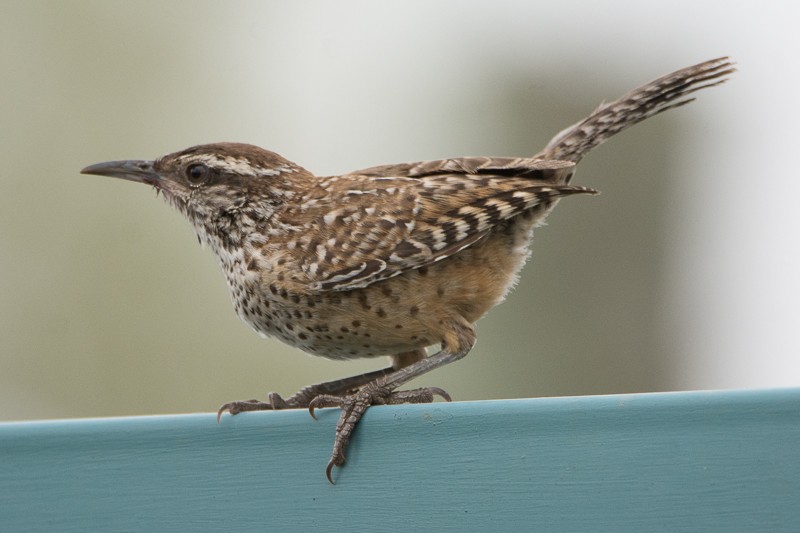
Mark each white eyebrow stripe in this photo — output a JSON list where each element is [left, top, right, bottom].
[[177, 154, 292, 177]]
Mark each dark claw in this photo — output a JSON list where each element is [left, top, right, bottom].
[[429, 387, 452, 402], [216, 399, 256, 422], [326, 461, 336, 484], [215, 397, 281, 422], [308, 394, 342, 420], [326, 450, 347, 484]]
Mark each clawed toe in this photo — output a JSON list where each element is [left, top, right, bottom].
[[307, 393, 346, 420], [428, 387, 452, 402], [217, 383, 451, 484], [216, 392, 296, 423], [310, 385, 451, 484], [217, 399, 267, 422]]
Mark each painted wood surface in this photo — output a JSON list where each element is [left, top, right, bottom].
[[2, 388, 799, 532]]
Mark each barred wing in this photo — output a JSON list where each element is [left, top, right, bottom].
[[301, 157, 594, 291]]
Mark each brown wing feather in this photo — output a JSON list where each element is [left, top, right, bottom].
[[303, 158, 594, 291], [349, 156, 575, 181]]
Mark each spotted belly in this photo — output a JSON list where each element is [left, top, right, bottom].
[[227, 219, 536, 361]]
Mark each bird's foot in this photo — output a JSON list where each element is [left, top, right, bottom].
[[309, 384, 451, 483], [216, 392, 305, 422]]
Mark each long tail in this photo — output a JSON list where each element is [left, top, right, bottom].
[[534, 57, 735, 165]]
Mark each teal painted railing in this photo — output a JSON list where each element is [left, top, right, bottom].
[[2, 388, 799, 531]]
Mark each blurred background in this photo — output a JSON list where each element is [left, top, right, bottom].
[[2, 1, 798, 421]]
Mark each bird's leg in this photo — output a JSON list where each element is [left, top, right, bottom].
[[216, 349, 431, 420], [309, 317, 476, 483], [216, 367, 395, 420]]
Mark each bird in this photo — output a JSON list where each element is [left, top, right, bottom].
[[81, 57, 734, 483]]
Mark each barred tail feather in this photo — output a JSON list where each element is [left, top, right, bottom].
[[535, 57, 735, 165]]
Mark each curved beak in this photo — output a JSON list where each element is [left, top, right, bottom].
[[80, 160, 160, 185]]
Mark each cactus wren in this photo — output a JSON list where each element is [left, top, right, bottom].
[[82, 57, 733, 483]]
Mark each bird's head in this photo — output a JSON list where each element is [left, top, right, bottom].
[[82, 142, 312, 247]]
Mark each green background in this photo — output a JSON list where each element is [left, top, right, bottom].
[[2, 1, 797, 421]]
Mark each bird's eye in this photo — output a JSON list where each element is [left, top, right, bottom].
[[186, 163, 209, 186]]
